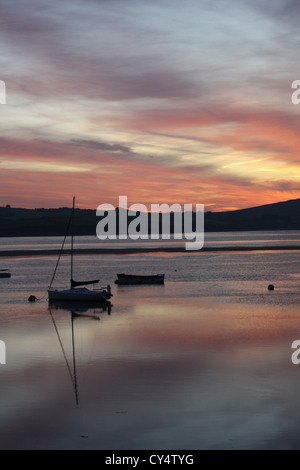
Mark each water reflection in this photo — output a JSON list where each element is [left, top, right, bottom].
[[3, 248, 300, 449], [48, 300, 113, 406], [49, 300, 112, 316]]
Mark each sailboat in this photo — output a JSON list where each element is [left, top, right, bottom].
[[48, 197, 112, 302]]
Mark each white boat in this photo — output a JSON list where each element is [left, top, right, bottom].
[[48, 197, 112, 303]]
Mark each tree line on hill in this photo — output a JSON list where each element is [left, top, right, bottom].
[[0, 198, 300, 237]]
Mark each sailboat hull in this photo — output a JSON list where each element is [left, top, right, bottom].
[[48, 287, 110, 302], [0, 272, 11, 278]]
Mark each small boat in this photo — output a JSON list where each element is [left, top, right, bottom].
[[48, 285, 111, 302], [0, 269, 11, 278], [48, 197, 112, 303], [115, 273, 165, 285]]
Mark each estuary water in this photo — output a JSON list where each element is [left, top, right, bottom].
[[1, 231, 300, 449]]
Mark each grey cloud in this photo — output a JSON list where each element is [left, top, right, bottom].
[[0, 0, 200, 102], [71, 139, 132, 153]]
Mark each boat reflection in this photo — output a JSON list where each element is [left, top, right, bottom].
[[49, 299, 112, 316], [48, 300, 112, 405]]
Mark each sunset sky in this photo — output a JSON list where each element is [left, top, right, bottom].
[[1, 0, 300, 211]]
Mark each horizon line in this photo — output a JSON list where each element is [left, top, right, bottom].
[[1, 197, 300, 214]]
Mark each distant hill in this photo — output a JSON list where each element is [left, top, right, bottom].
[[205, 198, 300, 231], [0, 198, 300, 237], [0, 206, 96, 237]]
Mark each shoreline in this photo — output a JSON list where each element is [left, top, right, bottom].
[[0, 245, 300, 257]]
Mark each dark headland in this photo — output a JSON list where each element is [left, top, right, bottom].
[[0, 198, 300, 256], [1, 198, 300, 237]]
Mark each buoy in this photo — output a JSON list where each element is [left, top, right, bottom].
[[28, 295, 37, 302], [267, 284, 274, 291]]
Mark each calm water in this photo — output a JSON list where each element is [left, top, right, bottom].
[[1, 232, 300, 449], [1, 229, 300, 250]]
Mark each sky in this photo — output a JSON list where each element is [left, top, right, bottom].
[[1, 0, 300, 211]]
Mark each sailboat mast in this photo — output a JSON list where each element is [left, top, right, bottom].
[[70, 196, 75, 288], [71, 312, 79, 406]]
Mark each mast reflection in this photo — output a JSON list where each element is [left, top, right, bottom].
[[48, 300, 112, 405]]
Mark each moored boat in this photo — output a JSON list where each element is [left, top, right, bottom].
[[48, 197, 112, 303], [48, 285, 111, 301], [0, 269, 11, 278], [115, 273, 165, 285]]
